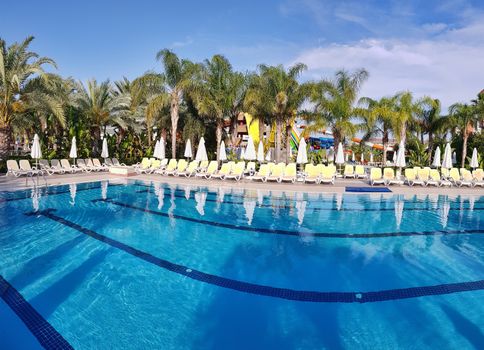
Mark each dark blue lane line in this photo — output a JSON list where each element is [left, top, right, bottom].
[[135, 187, 484, 212], [0, 183, 123, 203], [0, 275, 73, 349], [93, 198, 484, 239], [28, 209, 484, 303]]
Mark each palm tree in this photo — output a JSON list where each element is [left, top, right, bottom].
[[358, 95, 397, 164], [193, 55, 232, 161], [227, 72, 249, 148], [0, 36, 65, 158], [73, 79, 124, 153], [156, 49, 199, 158], [392, 92, 433, 144], [112, 77, 146, 146], [305, 69, 369, 149], [245, 63, 308, 162], [448, 103, 479, 168], [413, 99, 448, 161]]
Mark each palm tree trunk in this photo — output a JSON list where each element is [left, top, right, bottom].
[[170, 94, 179, 159], [275, 119, 282, 162], [382, 128, 388, 165], [216, 119, 223, 162], [258, 118, 265, 144], [147, 127, 152, 147], [286, 122, 292, 163], [462, 131, 468, 168], [428, 132, 433, 165], [0, 126, 12, 159], [229, 113, 240, 147], [400, 123, 407, 145]]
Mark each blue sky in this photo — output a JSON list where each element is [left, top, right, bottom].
[[2, 0, 484, 108]]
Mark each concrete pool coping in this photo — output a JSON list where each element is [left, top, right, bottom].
[[1, 172, 483, 196]]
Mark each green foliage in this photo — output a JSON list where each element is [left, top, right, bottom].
[[308, 149, 325, 164], [408, 139, 430, 167]]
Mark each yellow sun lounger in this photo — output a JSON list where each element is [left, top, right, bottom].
[[383, 168, 404, 185], [304, 164, 322, 184], [355, 165, 367, 179], [266, 163, 285, 182], [404, 168, 425, 186], [343, 165, 355, 178], [248, 163, 272, 182], [176, 160, 199, 177], [196, 161, 218, 179], [280, 163, 297, 183], [369, 168, 385, 186], [225, 161, 246, 181], [155, 159, 177, 175], [320, 166, 335, 185], [211, 161, 234, 180], [473, 169, 484, 187]]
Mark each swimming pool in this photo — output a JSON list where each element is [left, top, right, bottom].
[[0, 180, 483, 349]]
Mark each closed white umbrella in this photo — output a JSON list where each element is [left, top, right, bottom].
[[219, 141, 227, 161], [345, 153, 349, 162], [432, 147, 441, 168], [360, 153, 364, 163], [184, 139, 192, 159], [244, 135, 256, 161], [370, 153, 374, 164], [69, 137, 77, 159], [265, 149, 271, 162], [101, 138, 109, 159], [395, 141, 406, 168], [442, 143, 452, 169], [452, 151, 457, 165], [335, 142, 345, 164], [153, 140, 160, 159], [159, 137, 166, 159], [31, 134, 42, 161], [296, 138, 308, 164], [470, 148, 479, 169], [395, 141, 406, 179], [195, 137, 208, 161], [351, 152, 355, 162], [153, 140, 160, 158], [257, 141, 264, 162]]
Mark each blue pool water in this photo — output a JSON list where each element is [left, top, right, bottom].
[[0, 180, 483, 349]]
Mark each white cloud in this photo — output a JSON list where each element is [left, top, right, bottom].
[[171, 37, 193, 48], [291, 19, 484, 110]]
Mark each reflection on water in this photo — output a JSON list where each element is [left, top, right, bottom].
[[69, 183, 77, 206], [31, 187, 41, 212]]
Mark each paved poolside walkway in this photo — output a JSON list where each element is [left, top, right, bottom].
[[1, 172, 483, 196]]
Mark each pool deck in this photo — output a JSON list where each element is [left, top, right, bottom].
[[1, 172, 483, 196]]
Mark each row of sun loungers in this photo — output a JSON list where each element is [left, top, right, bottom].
[[370, 167, 484, 187], [7, 157, 484, 187], [6, 158, 125, 177]]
